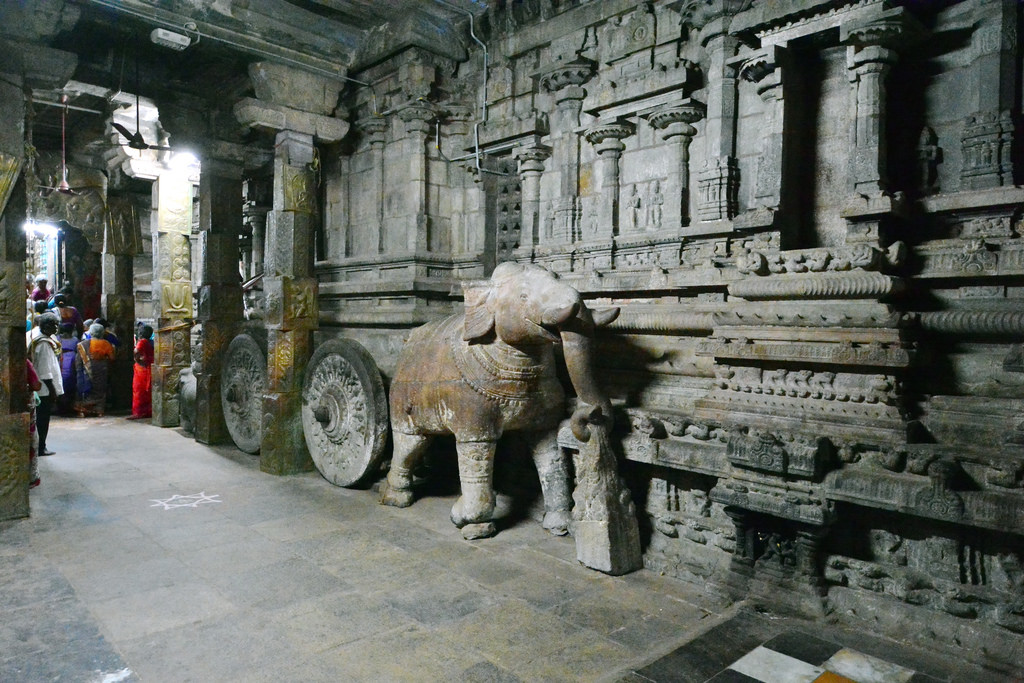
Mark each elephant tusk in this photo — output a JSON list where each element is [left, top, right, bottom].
[[542, 301, 579, 327]]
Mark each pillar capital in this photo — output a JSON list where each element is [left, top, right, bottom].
[[646, 100, 705, 141], [514, 143, 551, 174], [248, 61, 346, 116], [538, 55, 596, 94], [841, 6, 925, 53], [235, 98, 349, 143]]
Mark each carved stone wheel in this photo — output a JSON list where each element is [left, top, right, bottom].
[[302, 338, 389, 487], [221, 332, 267, 454]]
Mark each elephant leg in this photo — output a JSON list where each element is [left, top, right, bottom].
[[527, 431, 573, 536], [380, 432, 430, 508], [450, 440, 497, 540]]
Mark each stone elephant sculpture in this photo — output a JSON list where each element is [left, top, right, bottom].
[[380, 261, 619, 539]]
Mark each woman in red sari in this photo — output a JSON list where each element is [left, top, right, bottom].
[[130, 324, 154, 419]]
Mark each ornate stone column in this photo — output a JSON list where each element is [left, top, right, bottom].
[[260, 131, 319, 474], [741, 46, 788, 212], [359, 117, 387, 255], [398, 106, 435, 253], [514, 143, 550, 251], [193, 157, 245, 444], [235, 62, 348, 475], [151, 168, 194, 427], [646, 101, 705, 231], [841, 8, 920, 197], [839, 6, 922, 243], [584, 120, 634, 240], [696, 30, 740, 223], [538, 56, 595, 245], [103, 197, 142, 412], [244, 205, 268, 278]]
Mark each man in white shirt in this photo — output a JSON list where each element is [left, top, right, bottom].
[[29, 313, 63, 456]]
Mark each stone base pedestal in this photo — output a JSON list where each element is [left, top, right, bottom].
[[0, 413, 31, 521]]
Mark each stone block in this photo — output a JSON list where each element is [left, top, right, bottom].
[[0, 329, 27, 414], [259, 391, 314, 475], [198, 232, 242, 284], [273, 162, 317, 215], [263, 277, 318, 331], [151, 365, 182, 428], [234, 98, 349, 142], [0, 263, 26, 328], [193, 373, 229, 444], [0, 412, 30, 521], [264, 211, 314, 277], [155, 170, 194, 234], [249, 62, 346, 116], [266, 328, 313, 393], [157, 281, 193, 318], [196, 284, 243, 323]]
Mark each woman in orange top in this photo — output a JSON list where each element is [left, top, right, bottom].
[[74, 322, 116, 417]]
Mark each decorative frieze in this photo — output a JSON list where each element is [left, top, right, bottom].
[[736, 241, 905, 276]]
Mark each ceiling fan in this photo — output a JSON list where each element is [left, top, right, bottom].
[[111, 42, 172, 152], [36, 95, 94, 196]]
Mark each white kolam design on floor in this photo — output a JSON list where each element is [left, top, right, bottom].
[[150, 492, 222, 509]]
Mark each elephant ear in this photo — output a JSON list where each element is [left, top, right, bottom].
[[461, 280, 495, 342]]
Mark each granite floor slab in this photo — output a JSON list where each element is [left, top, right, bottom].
[[0, 415, 1008, 682]]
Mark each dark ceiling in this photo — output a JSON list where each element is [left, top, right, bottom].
[[17, 0, 492, 159]]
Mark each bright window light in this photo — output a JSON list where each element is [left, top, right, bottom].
[[23, 221, 60, 237], [169, 151, 200, 170]]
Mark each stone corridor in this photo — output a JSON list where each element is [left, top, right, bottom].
[[0, 416, 998, 682]]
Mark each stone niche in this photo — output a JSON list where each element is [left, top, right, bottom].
[[310, 0, 1024, 673]]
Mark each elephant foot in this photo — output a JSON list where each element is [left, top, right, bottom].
[[542, 510, 571, 536], [450, 495, 494, 529], [461, 522, 497, 540], [379, 483, 415, 508]]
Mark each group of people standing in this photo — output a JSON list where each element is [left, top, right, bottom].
[[25, 274, 155, 488]]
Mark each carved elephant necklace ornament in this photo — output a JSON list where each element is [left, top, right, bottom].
[[380, 262, 619, 540]]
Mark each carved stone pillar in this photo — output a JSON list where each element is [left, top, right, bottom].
[[697, 32, 740, 222], [261, 130, 318, 474], [646, 101, 705, 231], [741, 46, 788, 212], [539, 56, 595, 245], [841, 8, 921, 197], [359, 117, 387, 256], [245, 207, 268, 277], [584, 120, 634, 239], [514, 143, 551, 250], [398, 106, 434, 253], [102, 196, 141, 412], [0, 148, 28, 520], [194, 158, 244, 444], [151, 169, 194, 427], [234, 63, 348, 475]]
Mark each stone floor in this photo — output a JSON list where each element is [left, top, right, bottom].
[[0, 415, 1006, 682]]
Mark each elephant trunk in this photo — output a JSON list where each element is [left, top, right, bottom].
[[559, 306, 613, 437]]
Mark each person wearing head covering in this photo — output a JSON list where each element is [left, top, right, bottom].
[[28, 313, 63, 455], [57, 322, 79, 415], [53, 293, 85, 338], [129, 324, 154, 420], [73, 322, 115, 417], [31, 275, 50, 302]]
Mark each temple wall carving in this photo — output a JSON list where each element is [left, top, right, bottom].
[[303, 0, 1024, 671]]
